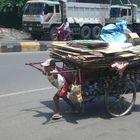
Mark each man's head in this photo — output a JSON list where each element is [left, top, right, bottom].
[[41, 58, 56, 68], [64, 18, 68, 23]]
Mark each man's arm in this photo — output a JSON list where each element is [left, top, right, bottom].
[[57, 23, 64, 29]]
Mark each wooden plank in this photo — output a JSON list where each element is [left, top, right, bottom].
[[53, 48, 80, 56], [52, 48, 104, 59], [93, 43, 134, 54], [82, 55, 102, 58], [50, 51, 66, 59], [52, 42, 96, 53], [130, 45, 140, 53], [67, 40, 109, 48], [88, 51, 104, 57], [119, 53, 136, 57], [51, 49, 140, 63], [51, 46, 104, 57], [50, 41, 140, 69], [52, 42, 136, 55]]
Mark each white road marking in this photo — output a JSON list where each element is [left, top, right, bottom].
[[0, 87, 54, 98]]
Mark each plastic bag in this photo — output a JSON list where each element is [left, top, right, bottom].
[[69, 84, 83, 103], [100, 20, 128, 43]]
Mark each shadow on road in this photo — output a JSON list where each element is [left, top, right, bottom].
[[133, 104, 140, 112], [22, 97, 114, 125], [22, 96, 140, 125]]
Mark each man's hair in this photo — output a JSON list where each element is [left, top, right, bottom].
[[50, 60, 56, 67]]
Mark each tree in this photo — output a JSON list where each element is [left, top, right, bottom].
[[0, 0, 28, 28], [0, 0, 139, 28], [0, 0, 27, 16]]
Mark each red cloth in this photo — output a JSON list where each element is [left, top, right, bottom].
[[56, 66, 74, 84], [59, 82, 69, 97], [56, 66, 86, 84], [111, 61, 129, 76]]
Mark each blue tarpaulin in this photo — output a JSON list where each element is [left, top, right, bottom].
[[100, 20, 128, 43]]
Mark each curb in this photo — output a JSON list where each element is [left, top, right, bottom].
[[0, 41, 51, 53]]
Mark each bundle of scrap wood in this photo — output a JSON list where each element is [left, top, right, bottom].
[[49, 40, 140, 69]]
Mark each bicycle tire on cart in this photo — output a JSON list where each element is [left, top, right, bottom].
[[104, 78, 136, 117]]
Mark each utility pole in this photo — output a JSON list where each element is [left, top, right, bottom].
[[127, 0, 131, 4], [119, 0, 124, 5], [109, 0, 123, 5]]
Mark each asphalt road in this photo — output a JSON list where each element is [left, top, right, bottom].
[[0, 52, 140, 140]]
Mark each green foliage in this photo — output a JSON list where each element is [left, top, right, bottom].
[[0, 0, 139, 14], [0, 0, 27, 15], [0, 0, 139, 28]]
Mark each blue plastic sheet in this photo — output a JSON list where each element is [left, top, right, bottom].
[[100, 20, 128, 43]]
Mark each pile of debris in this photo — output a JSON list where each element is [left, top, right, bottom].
[[49, 38, 140, 69], [0, 27, 31, 40]]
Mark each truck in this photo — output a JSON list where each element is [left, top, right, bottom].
[[22, 0, 110, 40], [22, 0, 140, 40], [106, 4, 140, 34]]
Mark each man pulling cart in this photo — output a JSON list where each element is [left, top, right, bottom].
[[26, 39, 140, 119]]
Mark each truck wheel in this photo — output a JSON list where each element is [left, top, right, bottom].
[[67, 34, 73, 41], [81, 26, 91, 39], [92, 26, 101, 39], [49, 26, 57, 41], [31, 33, 41, 40]]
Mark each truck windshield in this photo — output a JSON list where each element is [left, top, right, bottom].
[[24, 3, 54, 15], [110, 8, 121, 18], [24, 3, 45, 15]]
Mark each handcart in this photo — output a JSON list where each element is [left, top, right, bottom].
[[48, 40, 140, 117]]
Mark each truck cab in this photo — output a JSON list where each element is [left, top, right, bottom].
[[106, 4, 140, 33], [106, 5, 133, 24], [22, 0, 61, 39]]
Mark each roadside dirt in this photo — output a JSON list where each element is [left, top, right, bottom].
[[0, 27, 31, 40]]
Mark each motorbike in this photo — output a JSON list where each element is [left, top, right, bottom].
[[52, 27, 73, 41]]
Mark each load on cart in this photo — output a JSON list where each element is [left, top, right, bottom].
[[47, 39, 140, 117]]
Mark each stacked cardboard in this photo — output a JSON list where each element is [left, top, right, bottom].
[[49, 40, 140, 69], [127, 33, 140, 46]]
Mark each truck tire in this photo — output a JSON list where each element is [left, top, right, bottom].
[[81, 26, 91, 39], [31, 33, 41, 40], [92, 26, 101, 39]]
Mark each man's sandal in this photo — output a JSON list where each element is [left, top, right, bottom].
[[52, 114, 63, 120]]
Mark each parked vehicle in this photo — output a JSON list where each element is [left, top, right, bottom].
[[106, 4, 140, 34], [22, 0, 140, 40], [22, 0, 110, 40]]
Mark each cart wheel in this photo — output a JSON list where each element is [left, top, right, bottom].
[[104, 78, 136, 117]]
